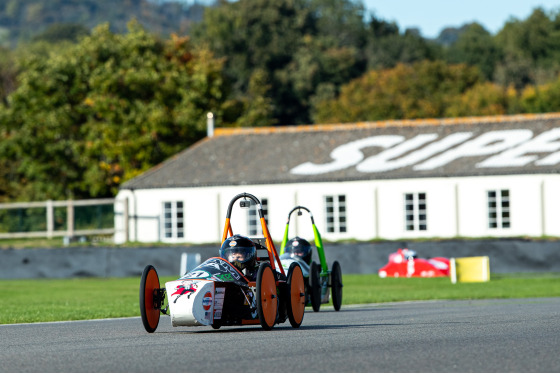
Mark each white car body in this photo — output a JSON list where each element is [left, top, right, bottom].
[[165, 279, 226, 327]]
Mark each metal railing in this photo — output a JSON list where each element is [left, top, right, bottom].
[[0, 198, 128, 240]]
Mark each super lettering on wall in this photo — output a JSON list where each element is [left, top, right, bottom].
[[290, 128, 560, 175]]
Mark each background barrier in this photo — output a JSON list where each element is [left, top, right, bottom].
[[1, 238, 559, 279]]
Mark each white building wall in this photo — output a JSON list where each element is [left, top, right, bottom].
[[457, 175, 544, 238], [543, 176, 560, 236], [509, 177, 545, 236], [114, 174, 557, 245], [216, 184, 299, 241], [376, 178, 458, 240], [115, 187, 224, 244], [295, 181, 377, 242], [114, 190, 131, 244], [457, 180, 488, 237]]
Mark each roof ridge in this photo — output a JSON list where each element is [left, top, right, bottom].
[[214, 112, 560, 136]]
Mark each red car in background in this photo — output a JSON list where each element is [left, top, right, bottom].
[[378, 248, 450, 278]]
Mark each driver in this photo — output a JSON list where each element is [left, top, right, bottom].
[[220, 234, 258, 279], [283, 236, 312, 265], [402, 249, 417, 261]]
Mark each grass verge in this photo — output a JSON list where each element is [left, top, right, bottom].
[[1, 273, 559, 325]]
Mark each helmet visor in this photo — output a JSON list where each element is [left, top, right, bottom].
[[286, 244, 310, 259], [220, 246, 255, 264]]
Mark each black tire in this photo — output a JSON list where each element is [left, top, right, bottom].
[[256, 263, 278, 330], [286, 262, 305, 328], [309, 261, 321, 312], [276, 282, 288, 325], [331, 261, 343, 311], [140, 265, 161, 333]]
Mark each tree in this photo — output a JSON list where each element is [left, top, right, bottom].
[[445, 23, 501, 81], [0, 47, 16, 104], [519, 78, 560, 113], [191, 0, 369, 125], [436, 26, 465, 47], [0, 22, 231, 201], [444, 82, 514, 117], [0, 0, 204, 48], [0, 107, 17, 202], [494, 8, 560, 88], [31, 23, 90, 44], [365, 22, 443, 70], [311, 60, 482, 123]]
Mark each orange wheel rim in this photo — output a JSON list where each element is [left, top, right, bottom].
[[144, 268, 160, 329], [260, 267, 277, 326], [290, 265, 305, 324]]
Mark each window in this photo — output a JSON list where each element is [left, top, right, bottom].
[[404, 193, 427, 231], [325, 195, 347, 233], [248, 198, 268, 236], [163, 201, 184, 239], [488, 190, 510, 229]]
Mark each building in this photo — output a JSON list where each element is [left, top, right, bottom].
[[114, 113, 560, 245]]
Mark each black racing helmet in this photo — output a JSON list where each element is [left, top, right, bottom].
[[285, 236, 312, 264], [220, 234, 257, 271]]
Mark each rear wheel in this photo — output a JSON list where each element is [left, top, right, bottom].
[[331, 261, 343, 311], [287, 262, 305, 328], [256, 263, 278, 330], [309, 261, 321, 312], [140, 265, 161, 333]]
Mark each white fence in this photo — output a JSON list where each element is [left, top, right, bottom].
[[0, 198, 128, 241]]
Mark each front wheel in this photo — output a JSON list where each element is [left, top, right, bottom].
[[331, 261, 343, 311], [256, 263, 278, 330], [140, 265, 162, 333], [309, 261, 321, 312], [287, 262, 305, 328]]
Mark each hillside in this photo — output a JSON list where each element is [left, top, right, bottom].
[[0, 0, 210, 48]]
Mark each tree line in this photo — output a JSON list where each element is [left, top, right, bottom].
[[1, 0, 560, 203], [0, 0, 205, 48]]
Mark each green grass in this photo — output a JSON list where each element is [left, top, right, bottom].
[[1, 273, 559, 325], [342, 273, 560, 304]]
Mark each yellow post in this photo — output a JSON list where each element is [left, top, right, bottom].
[[450, 256, 490, 284]]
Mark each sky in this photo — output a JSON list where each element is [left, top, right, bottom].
[[362, 0, 560, 38]]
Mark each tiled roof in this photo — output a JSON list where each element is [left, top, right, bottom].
[[121, 113, 560, 190]]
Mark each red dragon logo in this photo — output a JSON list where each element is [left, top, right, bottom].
[[171, 281, 198, 303]]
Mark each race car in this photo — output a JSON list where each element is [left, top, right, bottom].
[[279, 206, 343, 312], [378, 248, 450, 278], [139, 193, 306, 332]]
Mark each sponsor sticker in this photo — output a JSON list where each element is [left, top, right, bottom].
[[171, 281, 198, 303], [202, 292, 213, 311], [216, 273, 235, 281]]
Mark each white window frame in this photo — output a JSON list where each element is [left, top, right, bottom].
[[325, 195, 347, 233], [248, 198, 268, 236], [487, 190, 510, 229], [162, 201, 184, 239], [404, 192, 427, 231]]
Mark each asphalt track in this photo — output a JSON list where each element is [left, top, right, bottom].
[[1, 298, 559, 373]]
